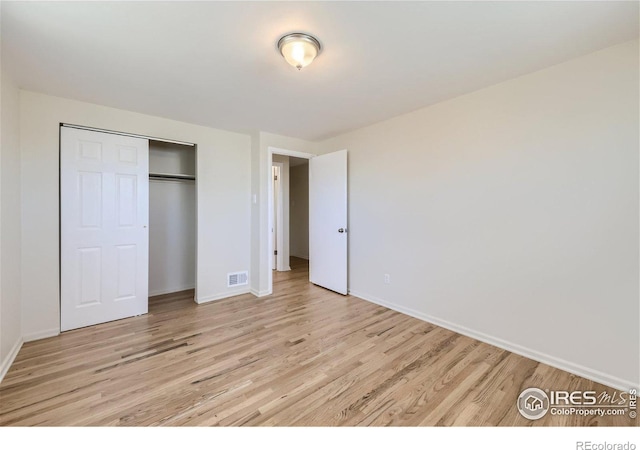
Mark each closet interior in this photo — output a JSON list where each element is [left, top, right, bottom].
[[148, 140, 196, 297]]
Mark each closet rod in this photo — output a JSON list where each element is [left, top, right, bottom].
[[149, 173, 196, 181], [61, 123, 196, 147]]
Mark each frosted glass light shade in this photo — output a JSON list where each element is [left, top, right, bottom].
[[278, 33, 322, 70]]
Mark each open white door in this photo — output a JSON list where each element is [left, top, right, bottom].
[[309, 149, 348, 295], [61, 127, 149, 331]]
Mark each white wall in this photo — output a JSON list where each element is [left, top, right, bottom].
[[319, 40, 639, 390], [149, 140, 196, 175], [149, 180, 196, 296], [290, 163, 309, 259], [0, 66, 23, 380], [20, 91, 251, 340], [250, 131, 262, 294], [148, 141, 196, 296], [250, 132, 318, 296]]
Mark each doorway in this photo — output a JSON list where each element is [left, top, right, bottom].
[[271, 156, 309, 274], [267, 148, 314, 294], [267, 147, 348, 296]]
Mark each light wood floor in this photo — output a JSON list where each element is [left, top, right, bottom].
[[0, 257, 635, 426]]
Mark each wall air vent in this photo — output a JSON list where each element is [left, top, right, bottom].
[[227, 271, 248, 287]]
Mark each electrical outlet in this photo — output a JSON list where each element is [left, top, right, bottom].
[[384, 274, 390, 284]]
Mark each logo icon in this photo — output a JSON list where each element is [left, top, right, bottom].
[[517, 388, 550, 420]]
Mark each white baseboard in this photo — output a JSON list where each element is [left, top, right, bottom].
[[251, 288, 272, 297], [196, 288, 251, 304], [23, 328, 59, 343], [0, 337, 23, 383], [349, 290, 638, 392], [149, 284, 195, 297]]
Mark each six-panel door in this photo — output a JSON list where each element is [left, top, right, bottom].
[[60, 127, 149, 331]]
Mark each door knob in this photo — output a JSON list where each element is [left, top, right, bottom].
[[338, 228, 346, 233]]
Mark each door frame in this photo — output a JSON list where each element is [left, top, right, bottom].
[[267, 147, 315, 295], [271, 162, 284, 271]]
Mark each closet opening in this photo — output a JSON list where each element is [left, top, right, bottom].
[[59, 124, 197, 331], [148, 140, 197, 303]]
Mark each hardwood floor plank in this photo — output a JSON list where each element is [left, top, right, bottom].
[[0, 258, 635, 426]]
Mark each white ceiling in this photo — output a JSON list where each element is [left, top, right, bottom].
[[2, 1, 638, 141]]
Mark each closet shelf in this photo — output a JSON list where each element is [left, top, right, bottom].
[[149, 172, 196, 181]]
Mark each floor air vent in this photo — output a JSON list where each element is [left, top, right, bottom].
[[227, 271, 248, 287]]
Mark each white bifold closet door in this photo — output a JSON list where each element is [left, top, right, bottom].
[[60, 127, 149, 332]]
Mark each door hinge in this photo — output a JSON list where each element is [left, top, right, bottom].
[[274, 250, 278, 255], [274, 175, 278, 181]]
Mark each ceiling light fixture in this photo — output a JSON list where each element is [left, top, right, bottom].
[[277, 33, 322, 70]]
